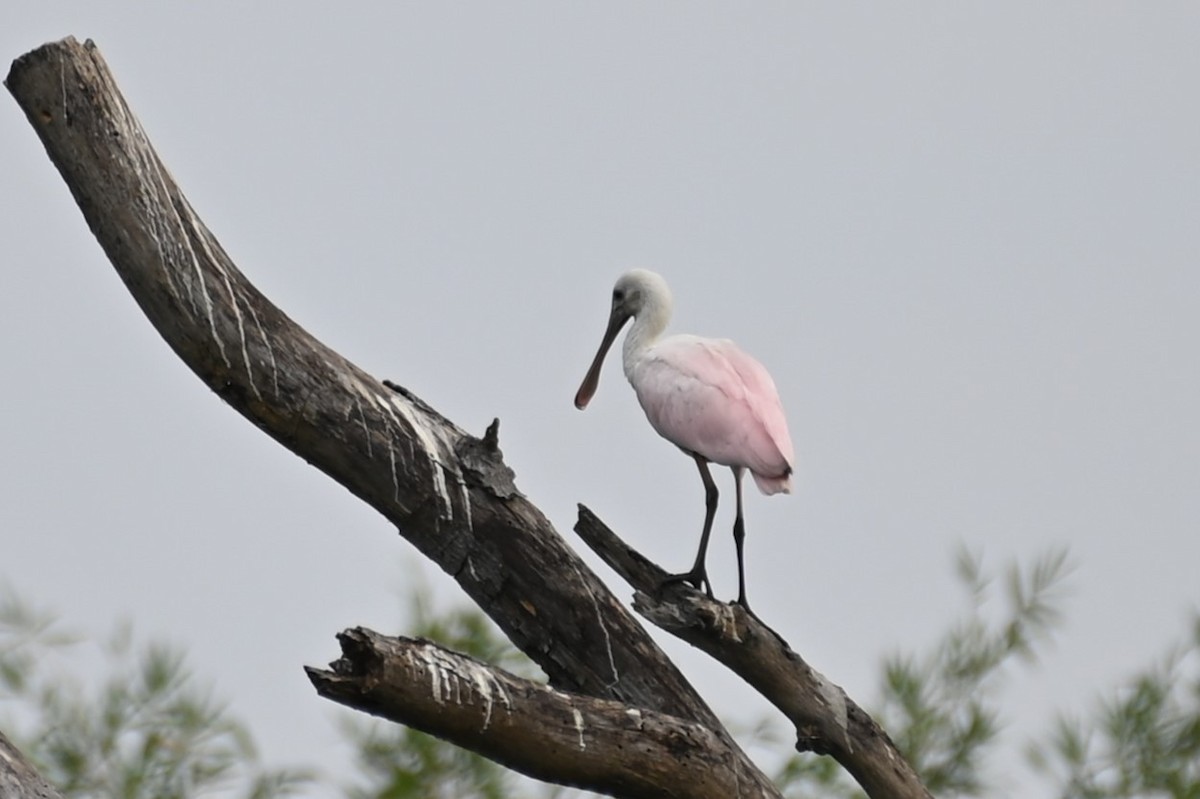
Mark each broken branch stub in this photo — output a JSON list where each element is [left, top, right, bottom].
[[308, 628, 773, 799]]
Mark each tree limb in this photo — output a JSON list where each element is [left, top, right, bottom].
[[308, 628, 765, 799], [576, 505, 934, 799]]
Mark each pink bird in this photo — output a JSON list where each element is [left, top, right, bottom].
[[574, 269, 794, 609]]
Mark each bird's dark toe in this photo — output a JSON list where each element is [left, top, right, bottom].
[[659, 570, 711, 596]]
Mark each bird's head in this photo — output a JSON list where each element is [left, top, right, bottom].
[[575, 269, 673, 410], [610, 269, 671, 323]]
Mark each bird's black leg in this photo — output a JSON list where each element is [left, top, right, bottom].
[[660, 455, 718, 598], [732, 466, 752, 611]]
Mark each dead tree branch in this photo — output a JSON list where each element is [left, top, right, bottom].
[[6, 36, 932, 799], [576, 505, 934, 799], [308, 628, 763, 799]]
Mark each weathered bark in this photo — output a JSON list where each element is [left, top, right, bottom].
[[308, 629, 761, 799], [6, 36, 932, 799], [576, 506, 935, 799], [0, 730, 66, 799]]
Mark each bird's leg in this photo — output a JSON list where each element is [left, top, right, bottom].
[[732, 466, 752, 611], [660, 455, 718, 597]]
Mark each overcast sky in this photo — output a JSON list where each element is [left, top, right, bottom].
[[3, 4, 1198, 797]]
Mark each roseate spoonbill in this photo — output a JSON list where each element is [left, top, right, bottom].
[[574, 269, 793, 609]]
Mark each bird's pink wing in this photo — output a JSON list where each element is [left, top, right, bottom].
[[712, 338, 795, 484], [630, 336, 793, 494]]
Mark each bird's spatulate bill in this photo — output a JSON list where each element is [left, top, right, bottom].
[[574, 310, 627, 409]]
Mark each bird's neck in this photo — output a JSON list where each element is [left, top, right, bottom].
[[622, 296, 672, 378]]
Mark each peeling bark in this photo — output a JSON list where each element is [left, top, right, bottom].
[[6, 36, 933, 799]]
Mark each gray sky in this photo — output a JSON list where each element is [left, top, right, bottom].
[[3, 4, 1198, 796]]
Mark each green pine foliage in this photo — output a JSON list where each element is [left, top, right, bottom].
[[3, 549, 1199, 799], [0, 586, 312, 799], [879, 546, 1071, 795], [338, 591, 539, 799], [772, 547, 1072, 798], [1031, 614, 1200, 799]]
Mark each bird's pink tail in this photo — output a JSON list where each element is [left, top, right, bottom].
[[752, 468, 792, 495]]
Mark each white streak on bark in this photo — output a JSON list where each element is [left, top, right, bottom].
[[244, 301, 279, 396], [571, 707, 587, 751], [177, 198, 258, 399], [387, 441, 399, 502], [417, 646, 460, 705], [354, 396, 373, 458], [469, 666, 512, 731], [574, 563, 618, 687], [59, 53, 68, 125], [111, 94, 225, 364], [451, 470, 473, 532], [386, 395, 451, 519]]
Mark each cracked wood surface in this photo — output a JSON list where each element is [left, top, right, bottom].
[[576, 505, 935, 799], [308, 628, 768, 799]]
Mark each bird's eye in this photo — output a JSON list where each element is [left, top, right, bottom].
[[612, 288, 626, 304]]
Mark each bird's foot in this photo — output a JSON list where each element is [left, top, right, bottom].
[[733, 595, 762, 623], [658, 569, 714, 599]]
